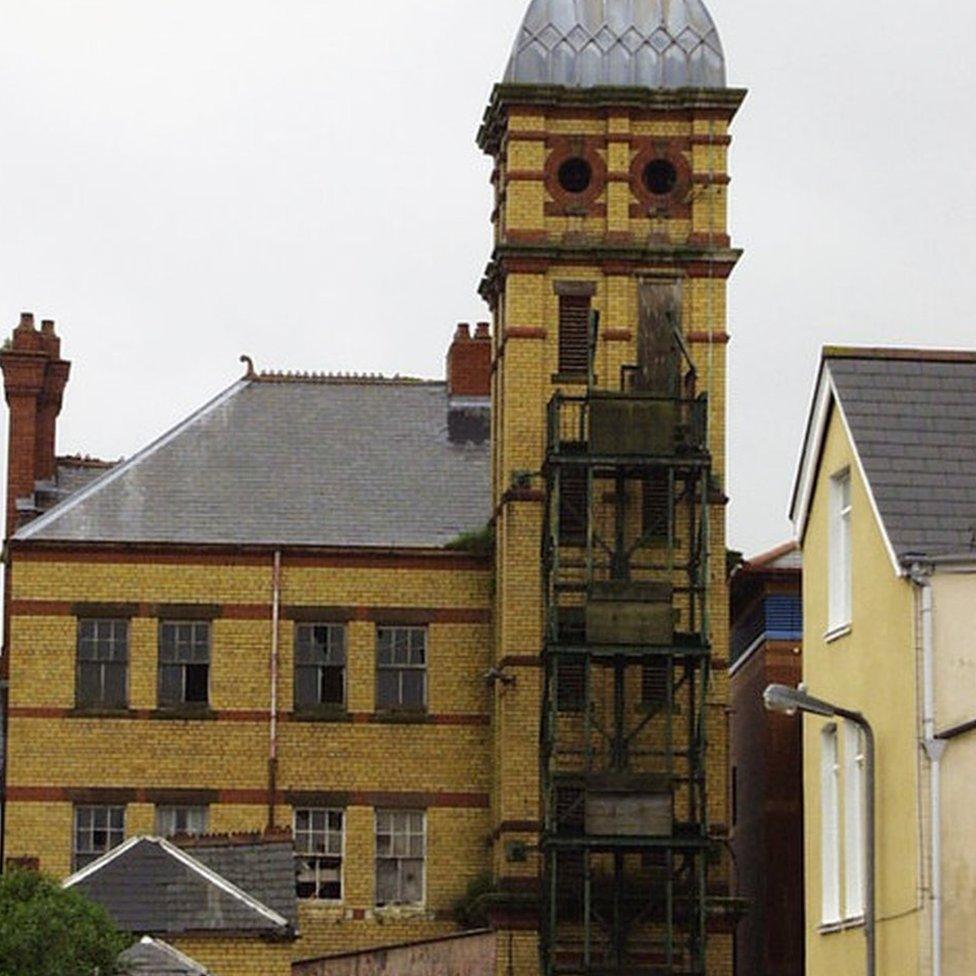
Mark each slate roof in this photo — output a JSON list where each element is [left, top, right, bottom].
[[118, 937, 210, 975], [182, 836, 298, 929], [64, 836, 294, 936], [793, 348, 976, 562], [16, 376, 490, 548]]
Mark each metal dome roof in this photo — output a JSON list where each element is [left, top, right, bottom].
[[503, 0, 726, 89]]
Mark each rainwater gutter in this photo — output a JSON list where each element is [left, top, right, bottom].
[[909, 563, 943, 976], [268, 549, 282, 830]]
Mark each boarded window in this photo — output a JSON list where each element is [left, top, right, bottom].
[[294, 624, 345, 709], [636, 280, 682, 395], [558, 295, 590, 374], [376, 627, 426, 710], [375, 810, 425, 905], [295, 808, 344, 900], [76, 619, 128, 709], [158, 621, 210, 707]]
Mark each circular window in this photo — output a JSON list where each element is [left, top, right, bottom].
[[557, 157, 593, 195], [642, 158, 678, 196]]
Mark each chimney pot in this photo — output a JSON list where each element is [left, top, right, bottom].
[[475, 322, 490, 340], [446, 321, 491, 397], [17, 312, 35, 330], [40, 319, 55, 334], [455, 323, 471, 340]]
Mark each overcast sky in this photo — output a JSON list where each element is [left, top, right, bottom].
[[2, 0, 975, 557]]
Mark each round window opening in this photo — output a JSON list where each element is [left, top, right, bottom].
[[643, 158, 678, 196], [557, 157, 593, 195]]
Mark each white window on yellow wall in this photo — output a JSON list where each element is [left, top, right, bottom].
[[828, 469, 852, 632], [844, 720, 866, 919], [820, 723, 841, 924]]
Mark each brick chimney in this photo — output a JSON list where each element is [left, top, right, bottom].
[[0, 313, 71, 537], [446, 322, 491, 397]]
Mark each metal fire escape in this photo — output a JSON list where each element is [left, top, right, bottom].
[[540, 296, 712, 976]]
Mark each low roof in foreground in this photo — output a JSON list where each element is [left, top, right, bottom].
[[792, 347, 976, 564], [15, 374, 490, 548]]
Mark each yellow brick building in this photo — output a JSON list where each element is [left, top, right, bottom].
[[1, 2, 744, 974]]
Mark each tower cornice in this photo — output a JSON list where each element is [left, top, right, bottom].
[[478, 84, 747, 154]]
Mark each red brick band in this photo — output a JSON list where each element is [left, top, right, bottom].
[[10, 600, 489, 625], [6, 786, 489, 809], [9, 544, 487, 571], [7, 707, 489, 725]]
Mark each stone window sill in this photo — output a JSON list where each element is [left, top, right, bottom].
[[824, 623, 852, 644], [292, 707, 350, 723], [819, 915, 864, 935]]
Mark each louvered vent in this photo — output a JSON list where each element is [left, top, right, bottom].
[[558, 295, 590, 373]]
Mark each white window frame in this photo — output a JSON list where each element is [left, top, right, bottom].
[[828, 469, 852, 633], [820, 723, 841, 924], [293, 808, 344, 902], [375, 809, 426, 907], [844, 720, 866, 919], [73, 805, 125, 870], [155, 805, 209, 838]]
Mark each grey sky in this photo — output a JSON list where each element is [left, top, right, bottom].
[[2, 0, 975, 557]]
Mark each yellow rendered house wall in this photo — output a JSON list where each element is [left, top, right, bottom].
[[801, 404, 919, 976], [931, 569, 976, 974], [4, 555, 492, 964]]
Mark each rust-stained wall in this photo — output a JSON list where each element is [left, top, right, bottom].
[[293, 929, 496, 976]]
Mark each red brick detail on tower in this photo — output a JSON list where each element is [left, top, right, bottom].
[[0, 313, 71, 538], [446, 322, 491, 397]]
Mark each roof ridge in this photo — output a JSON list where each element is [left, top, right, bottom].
[[128, 937, 210, 975], [175, 827, 292, 848], [63, 835, 290, 930], [255, 370, 439, 385], [744, 540, 798, 569], [824, 345, 976, 364]]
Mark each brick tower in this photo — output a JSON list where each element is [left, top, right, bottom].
[[479, 2, 745, 974]]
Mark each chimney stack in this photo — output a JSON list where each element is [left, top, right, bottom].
[[0, 313, 71, 536], [446, 321, 491, 397]]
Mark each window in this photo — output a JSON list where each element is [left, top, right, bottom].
[[558, 295, 590, 374], [76, 619, 128, 709], [376, 627, 426, 710], [158, 621, 210, 707], [294, 808, 344, 900], [294, 624, 345, 710], [556, 659, 585, 712], [844, 721, 866, 919], [375, 810, 425, 906], [155, 805, 209, 838], [642, 469, 671, 541], [74, 805, 124, 870], [828, 470, 852, 631], [820, 724, 841, 924], [641, 658, 669, 710], [558, 464, 588, 542]]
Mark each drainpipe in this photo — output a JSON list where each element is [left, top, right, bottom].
[[268, 549, 282, 830], [910, 563, 944, 976]]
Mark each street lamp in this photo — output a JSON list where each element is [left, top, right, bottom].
[[763, 683, 876, 976]]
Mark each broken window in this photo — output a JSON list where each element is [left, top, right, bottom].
[[375, 810, 425, 906], [158, 621, 210, 708], [294, 624, 345, 710], [376, 627, 426, 711], [294, 808, 344, 900], [155, 805, 209, 838], [76, 619, 128, 709], [73, 805, 124, 870]]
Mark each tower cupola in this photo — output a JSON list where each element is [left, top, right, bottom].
[[504, 0, 726, 89]]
